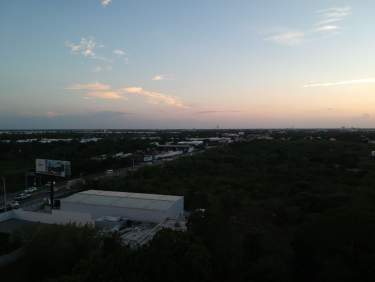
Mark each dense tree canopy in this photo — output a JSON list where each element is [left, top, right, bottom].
[[2, 135, 375, 281]]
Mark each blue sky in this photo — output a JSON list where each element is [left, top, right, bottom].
[[1, 0, 375, 128]]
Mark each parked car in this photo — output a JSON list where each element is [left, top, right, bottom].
[[14, 193, 32, 201], [24, 187, 38, 193], [8, 201, 20, 209]]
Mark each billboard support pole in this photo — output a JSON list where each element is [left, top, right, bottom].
[[50, 176, 55, 209], [1, 177, 6, 212], [35, 159, 71, 210]]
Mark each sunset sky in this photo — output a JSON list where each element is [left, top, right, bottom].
[[1, 0, 375, 129]]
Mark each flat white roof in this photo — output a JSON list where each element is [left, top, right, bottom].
[[61, 190, 183, 211]]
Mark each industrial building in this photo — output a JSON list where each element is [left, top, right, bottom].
[[60, 190, 184, 223]]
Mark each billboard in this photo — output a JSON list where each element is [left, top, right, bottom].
[[36, 159, 71, 178]]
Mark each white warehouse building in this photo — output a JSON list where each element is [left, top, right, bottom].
[[60, 190, 184, 223]]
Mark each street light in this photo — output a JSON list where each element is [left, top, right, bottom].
[[1, 177, 6, 212]]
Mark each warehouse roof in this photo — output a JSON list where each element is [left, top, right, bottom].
[[61, 190, 183, 211]]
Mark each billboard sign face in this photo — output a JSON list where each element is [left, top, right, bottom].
[[143, 155, 153, 162], [36, 159, 71, 178]]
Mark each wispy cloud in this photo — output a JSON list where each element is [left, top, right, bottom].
[[152, 74, 173, 81], [67, 83, 123, 100], [303, 78, 375, 88], [196, 110, 241, 115], [313, 6, 351, 33], [317, 6, 351, 21], [65, 37, 111, 63], [123, 87, 188, 108], [67, 83, 118, 100], [67, 83, 188, 108], [65, 37, 97, 58], [113, 49, 129, 63], [113, 49, 125, 56], [85, 91, 124, 100], [66, 82, 111, 91], [265, 31, 305, 46], [313, 25, 339, 32], [66, 37, 129, 73], [46, 111, 60, 118], [100, 0, 112, 7], [265, 6, 351, 46], [92, 65, 112, 73]]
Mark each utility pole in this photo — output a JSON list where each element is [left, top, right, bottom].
[[1, 177, 6, 212], [50, 177, 55, 209]]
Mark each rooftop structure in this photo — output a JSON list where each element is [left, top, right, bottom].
[[60, 190, 184, 223], [157, 144, 194, 153], [154, 150, 183, 160], [178, 141, 204, 146]]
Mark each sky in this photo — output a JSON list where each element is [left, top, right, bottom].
[[1, 0, 375, 129]]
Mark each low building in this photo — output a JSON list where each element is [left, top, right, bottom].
[[157, 144, 194, 153], [154, 150, 183, 160], [113, 152, 132, 159], [177, 140, 204, 147], [143, 155, 153, 162], [60, 190, 184, 223], [80, 137, 102, 143]]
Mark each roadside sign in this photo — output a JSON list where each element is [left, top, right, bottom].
[[35, 159, 71, 178]]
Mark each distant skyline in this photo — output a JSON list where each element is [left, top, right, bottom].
[[1, 0, 375, 129]]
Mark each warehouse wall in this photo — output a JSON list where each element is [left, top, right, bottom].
[[165, 197, 184, 219], [0, 209, 94, 226], [60, 201, 182, 223], [0, 210, 13, 222]]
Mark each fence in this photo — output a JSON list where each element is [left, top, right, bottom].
[[0, 211, 13, 222], [0, 209, 94, 226]]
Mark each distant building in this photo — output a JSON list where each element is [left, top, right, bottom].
[[207, 137, 232, 143], [113, 152, 133, 159], [40, 138, 72, 143], [256, 135, 274, 141], [177, 140, 204, 147], [154, 150, 183, 160], [157, 144, 194, 153], [80, 137, 102, 143], [60, 190, 184, 223], [143, 155, 153, 162], [16, 139, 38, 143], [223, 133, 240, 138], [91, 154, 108, 161]]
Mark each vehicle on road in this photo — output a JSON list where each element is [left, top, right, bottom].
[[8, 201, 20, 209], [0, 201, 20, 212], [14, 193, 32, 201], [24, 187, 38, 193]]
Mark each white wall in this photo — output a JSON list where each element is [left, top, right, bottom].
[[61, 202, 174, 223], [0, 210, 13, 222], [0, 209, 94, 226]]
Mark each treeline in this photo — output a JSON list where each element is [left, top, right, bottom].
[[2, 139, 375, 281], [1, 224, 212, 282], [88, 140, 375, 281], [0, 137, 151, 192]]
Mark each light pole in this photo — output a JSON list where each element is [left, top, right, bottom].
[[1, 177, 6, 212]]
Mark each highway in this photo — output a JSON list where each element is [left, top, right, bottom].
[[0, 149, 206, 212], [0, 166, 135, 211]]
